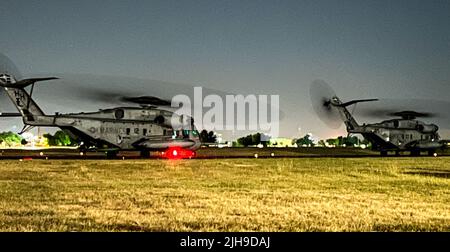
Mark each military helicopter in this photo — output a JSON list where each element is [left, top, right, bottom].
[[0, 54, 201, 158], [310, 80, 449, 156]]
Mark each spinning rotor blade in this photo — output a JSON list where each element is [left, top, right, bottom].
[[67, 87, 173, 107], [0, 53, 22, 80], [355, 99, 450, 119], [354, 98, 450, 129], [44, 74, 285, 122], [121, 96, 171, 106], [390, 111, 435, 119], [362, 109, 436, 119], [309, 79, 342, 129]]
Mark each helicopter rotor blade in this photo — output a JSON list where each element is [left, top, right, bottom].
[[0, 53, 22, 80], [353, 98, 450, 129], [120, 96, 172, 106], [309, 79, 343, 129], [40, 74, 286, 123], [355, 99, 450, 119], [66, 86, 173, 107]]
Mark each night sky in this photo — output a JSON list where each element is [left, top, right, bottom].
[[1, 0, 449, 140]]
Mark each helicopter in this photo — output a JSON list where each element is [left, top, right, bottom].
[[310, 80, 449, 156], [0, 53, 201, 159]]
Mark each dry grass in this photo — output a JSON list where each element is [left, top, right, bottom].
[[0, 157, 449, 231]]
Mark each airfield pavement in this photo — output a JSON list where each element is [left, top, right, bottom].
[[0, 149, 448, 231]]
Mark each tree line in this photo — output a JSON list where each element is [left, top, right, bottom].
[[0, 129, 370, 148], [234, 133, 371, 148], [0, 130, 76, 147], [294, 134, 370, 147], [0, 129, 219, 147]]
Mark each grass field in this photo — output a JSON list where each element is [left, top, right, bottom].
[[0, 157, 449, 231]]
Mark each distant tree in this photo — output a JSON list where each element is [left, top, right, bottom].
[[237, 133, 268, 147], [343, 136, 359, 146], [43, 133, 56, 146], [0, 131, 23, 146], [338, 137, 343, 146], [237, 134, 253, 147], [199, 130, 217, 144], [199, 130, 209, 143], [55, 130, 72, 146], [44, 130, 76, 146], [326, 138, 338, 146], [325, 136, 361, 147], [251, 133, 261, 146], [207, 131, 217, 143], [295, 134, 315, 147]]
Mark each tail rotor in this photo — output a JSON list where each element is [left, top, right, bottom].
[[309, 79, 342, 129]]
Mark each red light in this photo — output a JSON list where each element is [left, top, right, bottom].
[[161, 147, 195, 159]]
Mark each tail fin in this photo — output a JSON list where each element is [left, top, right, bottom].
[[331, 97, 378, 131], [310, 79, 378, 131], [3, 77, 58, 88]]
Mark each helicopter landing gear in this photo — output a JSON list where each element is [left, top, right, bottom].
[[79, 149, 87, 158], [140, 150, 150, 158], [380, 151, 388, 156], [78, 144, 87, 156]]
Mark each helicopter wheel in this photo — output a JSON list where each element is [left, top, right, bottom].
[[380, 151, 388, 156]]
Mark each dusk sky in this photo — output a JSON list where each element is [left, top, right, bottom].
[[1, 0, 449, 140]]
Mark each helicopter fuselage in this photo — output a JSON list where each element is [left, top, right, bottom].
[[349, 119, 441, 151], [23, 106, 201, 151], [0, 69, 201, 154], [328, 96, 446, 155]]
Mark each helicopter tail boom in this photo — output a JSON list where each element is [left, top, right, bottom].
[[2, 85, 47, 121], [329, 97, 378, 132], [310, 80, 378, 131]]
